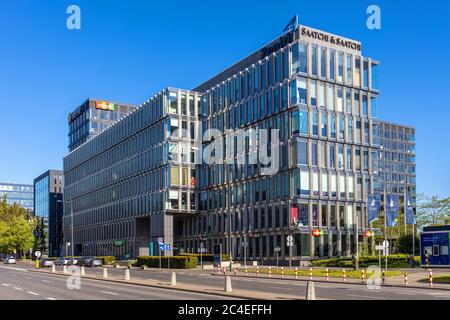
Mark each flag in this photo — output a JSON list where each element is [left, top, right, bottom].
[[405, 195, 415, 225], [291, 207, 299, 225], [283, 14, 299, 32], [368, 194, 381, 224], [385, 194, 399, 227]]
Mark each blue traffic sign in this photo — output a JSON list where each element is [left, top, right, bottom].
[[159, 243, 170, 251]]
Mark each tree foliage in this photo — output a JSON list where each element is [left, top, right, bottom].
[[0, 196, 36, 256], [396, 234, 420, 254], [416, 193, 450, 229]]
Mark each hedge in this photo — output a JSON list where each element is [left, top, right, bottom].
[[136, 256, 198, 269], [311, 254, 421, 268], [178, 253, 230, 263], [97, 256, 116, 265]]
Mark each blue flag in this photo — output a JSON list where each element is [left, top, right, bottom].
[[368, 194, 381, 224], [405, 195, 415, 225], [386, 194, 399, 227], [283, 14, 299, 32]]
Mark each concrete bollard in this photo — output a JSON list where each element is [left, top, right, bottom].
[[306, 281, 316, 300], [268, 266, 271, 278], [404, 272, 408, 286], [142, 265, 148, 271], [114, 263, 120, 269], [281, 267, 284, 278], [81, 266, 85, 276], [233, 265, 236, 276], [342, 269, 346, 281], [217, 265, 221, 274], [103, 268, 108, 278], [125, 268, 130, 281], [429, 270, 433, 287], [309, 267, 313, 280], [225, 276, 232, 293], [223, 266, 226, 275], [326, 268, 329, 281], [295, 267, 298, 279], [63, 265, 68, 274], [244, 266, 247, 276], [51, 264, 56, 273], [170, 272, 177, 286], [257, 266, 260, 277]]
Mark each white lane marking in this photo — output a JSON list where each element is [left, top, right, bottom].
[[13, 287, 23, 291], [2, 284, 9, 287], [46, 297, 57, 300], [41, 280, 51, 283], [0, 266, 27, 272], [396, 292, 417, 296], [27, 291, 39, 296], [100, 291, 118, 296], [345, 294, 386, 300]]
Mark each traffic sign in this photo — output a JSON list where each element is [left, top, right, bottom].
[[382, 240, 389, 248], [274, 247, 281, 252], [159, 243, 170, 251], [241, 242, 248, 247], [34, 251, 41, 258], [375, 245, 384, 251], [157, 237, 164, 244]]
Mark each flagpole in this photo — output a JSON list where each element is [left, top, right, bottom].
[[384, 187, 387, 271]]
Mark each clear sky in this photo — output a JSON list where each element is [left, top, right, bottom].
[[0, 0, 449, 197]]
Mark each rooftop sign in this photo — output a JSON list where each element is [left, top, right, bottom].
[[300, 26, 361, 52]]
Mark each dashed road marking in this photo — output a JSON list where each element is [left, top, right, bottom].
[[1, 284, 9, 287], [27, 291, 39, 296], [100, 291, 118, 296], [13, 287, 23, 291], [46, 297, 57, 300], [41, 280, 51, 283]]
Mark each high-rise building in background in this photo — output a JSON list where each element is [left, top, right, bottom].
[[0, 182, 34, 213], [62, 23, 415, 261], [68, 99, 136, 152], [34, 170, 64, 256], [374, 121, 416, 249]]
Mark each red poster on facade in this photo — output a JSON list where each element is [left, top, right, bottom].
[[291, 207, 298, 225]]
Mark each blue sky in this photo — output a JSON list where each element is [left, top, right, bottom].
[[0, 0, 449, 197]]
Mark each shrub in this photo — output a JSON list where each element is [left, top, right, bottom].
[[179, 253, 230, 263], [96, 256, 116, 265], [136, 256, 198, 269], [311, 254, 420, 268]]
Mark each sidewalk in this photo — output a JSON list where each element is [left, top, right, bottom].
[[28, 269, 313, 300]]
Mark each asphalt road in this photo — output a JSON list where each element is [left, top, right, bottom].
[[0, 265, 235, 300], [1, 264, 450, 300]]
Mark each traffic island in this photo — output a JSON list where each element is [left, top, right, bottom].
[[27, 268, 312, 300]]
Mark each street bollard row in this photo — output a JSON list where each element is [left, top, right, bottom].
[[342, 269, 346, 281], [429, 270, 433, 287]]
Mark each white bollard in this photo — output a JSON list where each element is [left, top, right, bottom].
[[306, 281, 316, 300], [125, 268, 130, 281], [103, 268, 108, 278], [63, 265, 68, 274], [225, 276, 232, 293], [51, 264, 56, 273], [81, 266, 85, 276], [170, 272, 177, 286]]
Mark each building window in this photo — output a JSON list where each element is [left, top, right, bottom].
[[311, 45, 317, 76], [299, 109, 308, 135], [320, 47, 326, 78], [329, 49, 335, 80]]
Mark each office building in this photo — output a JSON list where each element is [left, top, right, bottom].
[[0, 182, 34, 213], [63, 23, 415, 261], [68, 99, 136, 151], [374, 121, 416, 248], [34, 170, 64, 256]]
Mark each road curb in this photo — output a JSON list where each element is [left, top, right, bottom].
[[27, 269, 289, 300], [211, 273, 450, 291]]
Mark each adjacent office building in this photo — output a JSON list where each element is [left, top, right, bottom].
[[63, 23, 414, 261], [34, 170, 64, 256], [68, 99, 136, 152], [0, 182, 34, 213], [375, 121, 416, 248]]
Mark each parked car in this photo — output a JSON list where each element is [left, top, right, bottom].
[[55, 257, 69, 266], [39, 258, 54, 268], [3, 256, 16, 264], [67, 258, 79, 266], [80, 257, 103, 267]]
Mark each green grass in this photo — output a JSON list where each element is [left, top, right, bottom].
[[240, 268, 403, 279], [419, 275, 450, 284]]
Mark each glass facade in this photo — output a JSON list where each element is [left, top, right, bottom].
[[0, 183, 33, 212], [68, 99, 137, 152], [63, 24, 408, 261]]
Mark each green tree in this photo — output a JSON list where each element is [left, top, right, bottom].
[[416, 194, 450, 229], [395, 234, 420, 254], [33, 217, 47, 252], [0, 196, 36, 257]]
